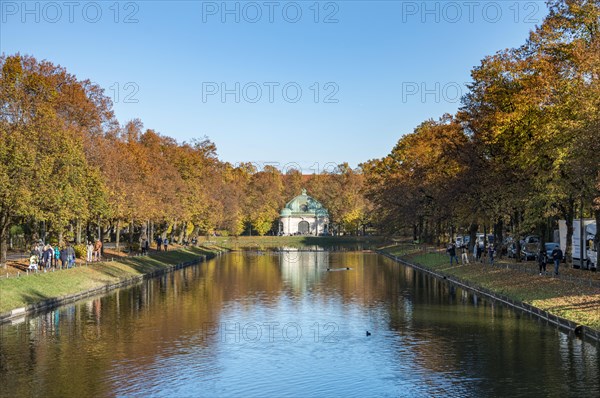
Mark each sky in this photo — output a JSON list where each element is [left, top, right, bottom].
[[1, 1, 549, 171]]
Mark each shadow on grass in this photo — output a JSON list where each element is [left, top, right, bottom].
[[19, 289, 55, 307]]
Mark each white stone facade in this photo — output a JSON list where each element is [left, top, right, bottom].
[[279, 189, 329, 236], [280, 216, 328, 236]]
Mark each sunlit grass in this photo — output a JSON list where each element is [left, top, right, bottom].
[[0, 247, 217, 314]]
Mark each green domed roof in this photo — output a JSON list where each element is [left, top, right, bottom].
[[280, 189, 329, 217]]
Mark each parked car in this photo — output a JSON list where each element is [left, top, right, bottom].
[[522, 235, 540, 245], [475, 233, 484, 248], [455, 236, 466, 247], [507, 242, 518, 258]]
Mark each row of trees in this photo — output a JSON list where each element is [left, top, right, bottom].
[[363, 0, 600, 258], [0, 54, 369, 266]]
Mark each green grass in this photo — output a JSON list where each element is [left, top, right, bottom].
[[381, 248, 600, 330], [0, 246, 218, 314], [202, 235, 387, 250]]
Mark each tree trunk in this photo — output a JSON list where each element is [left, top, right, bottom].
[[469, 222, 477, 252], [178, 221, 186, 245], [97, 215, 101, 242], [76, 218, 82, 244], [140, 220, 147, 248], [129, 219, 134, 250], [0, 210, 9, 269], [514, 209, 521, 262], [483, 223, 488, 249], [115, 219, 121, 252], [594, 208, 600, 260], [562, 196, 575, 262], [99, 218, 104, 255]]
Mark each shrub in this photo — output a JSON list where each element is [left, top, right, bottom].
[[73, 244, 87, 259]]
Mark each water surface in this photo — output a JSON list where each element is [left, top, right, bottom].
[[1, 250, 598, 397]]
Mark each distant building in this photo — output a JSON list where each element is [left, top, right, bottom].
[[279, 189, 329, 236]]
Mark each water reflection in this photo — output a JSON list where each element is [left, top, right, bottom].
[[1, 250, 599, 397]]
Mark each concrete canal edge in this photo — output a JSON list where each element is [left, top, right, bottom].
[[377, 250, 600, 344], [0, 251, 224, 325]]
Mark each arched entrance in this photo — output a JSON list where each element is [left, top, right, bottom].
[[298, 221, 310, 235]]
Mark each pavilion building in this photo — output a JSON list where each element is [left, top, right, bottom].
[[279, 189, 329, 236]]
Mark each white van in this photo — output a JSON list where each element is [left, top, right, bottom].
[[562, 219, 598, 270], [573, 221, 597, 270]]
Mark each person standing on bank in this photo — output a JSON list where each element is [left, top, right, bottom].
[[476, 244, 483, 263], [163, 237, 169, 252], [461, 244, 470, 265], [538, 248, 547, 275], [86, 241, 94, 263], [60, 246, 68, 269], [66, 243, 76, 268], [447, 243, 459, 265], [488, 244, 495, 265], [551, 246, 563, 276], [156, 236, 162, 252], [93, 239, 102, 262], [53, 245, 60, 268]]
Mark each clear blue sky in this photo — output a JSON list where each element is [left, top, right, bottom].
[[1, 1, 548, 171]]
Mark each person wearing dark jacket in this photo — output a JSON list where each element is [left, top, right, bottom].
[[42, 245, 53, 270], [551, 246, 563, 276], [60, 247, 68, 269], [66, 244, 76, 268], [447, 243, 459, 265], [538, 248, 547, 275]]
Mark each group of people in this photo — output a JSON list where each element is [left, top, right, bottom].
[[28, 239, 103, 272], [85, 240, 103, 263], [155, 236, 169, 252], [537, 246, 564, 276], [29, 242, 75, 271], [447, 240, 565, 277], [447, 242, 495, 266]]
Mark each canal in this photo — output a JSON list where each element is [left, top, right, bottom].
[[1, 250, 598, 397]]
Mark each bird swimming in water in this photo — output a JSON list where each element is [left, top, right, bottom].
[[346, 267, 350, 270], [366, 331, 371, 336]]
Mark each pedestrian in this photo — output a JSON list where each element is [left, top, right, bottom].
[[141, 239, 149, 255], [29, 252, 39, 272], [86, 241, 94, 263], [60, 246, 68, 269], [461, 245, 470, 265], [447, 243, 459, 265], [53, 245, 60, 268], [66, 243, 76, 268], [488, 244, 495, 265], [538, 248, 547, 275], [156, 236, 162, 252], [36, 241, 44, 265], [551, 246, 563, 276], [42, 245, 53, 270], [93, 239, 102, 262], [163, 237, 169, 252], [476, 244, 483, 263]]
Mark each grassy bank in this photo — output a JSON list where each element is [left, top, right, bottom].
[[0, 246, 219, 314], [202, 235, 387, 250], [381, 244, 600, 330]]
